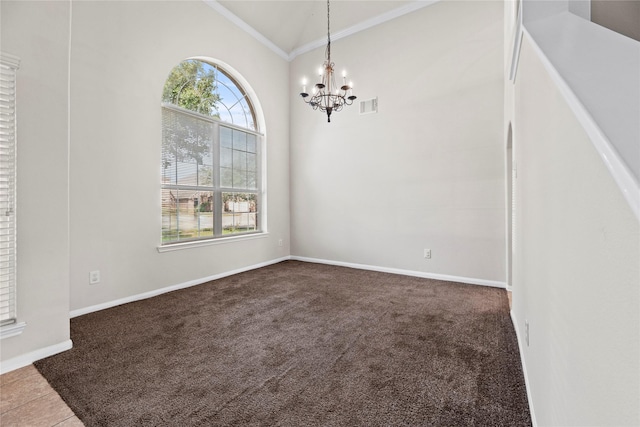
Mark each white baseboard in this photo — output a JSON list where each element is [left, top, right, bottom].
[[0, 339, 73, 375], [70, 256, 291, 318], [290, 256, 507, 289], [0, 258, 508, 381], [510, 310, 538, 427], [72, 256, 505, 319]]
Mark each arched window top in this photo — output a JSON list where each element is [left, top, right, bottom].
[[162, 59, 256, 131]]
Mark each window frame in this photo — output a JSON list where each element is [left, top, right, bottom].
[[0, 52, 23, 336], [160, 102, 264, 247]]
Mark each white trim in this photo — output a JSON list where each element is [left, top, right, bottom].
[[70, 256, 290, 318], [157, 232, 269, 253], [510, 310, 538, 427], [289, 0, 441, 60], [161, 102, 264, 136], [508, 0, 523, 81], [0, 322, 27, 340], [509, 25, 523, 82], [522, 29, 640, 220], [0, 339, 73, 375], [203, 0, 289, 61], [290, 256, 506, 289], [72, 254, 505, 319], [204, 0, 440, 62], [505, 122, 514, 293]]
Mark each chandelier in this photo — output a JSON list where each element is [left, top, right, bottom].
[[300, 0, 357, 123]]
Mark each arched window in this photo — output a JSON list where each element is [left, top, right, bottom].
[[161, 59, 262, 245]]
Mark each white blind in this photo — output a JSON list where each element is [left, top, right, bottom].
[[0, 53, 19, 327]]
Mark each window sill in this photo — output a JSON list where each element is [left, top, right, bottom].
[[157, 232, 269, 253], [1, 322, 27, 340]]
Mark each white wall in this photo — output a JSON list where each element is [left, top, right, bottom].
[[0, 1, 72, 368], [290, 1, 506, 284], [526, 11, 640, 189], [511, 35, 640, 425], [522, 0, 640, 216], [67, 1, 290, 312], [0, 0, 291, 367]]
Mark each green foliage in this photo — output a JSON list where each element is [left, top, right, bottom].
[[162, 111, 212, 170], [162, 60, 221, 117], [222, 192, 257, 203], [162, 60, 222, 173]]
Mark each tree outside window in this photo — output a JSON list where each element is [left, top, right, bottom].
[[161, 59, 261, 244]]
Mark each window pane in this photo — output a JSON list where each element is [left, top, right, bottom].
[[162, 59, 221, 118], [221, 147, 232, 168], [239, 98, 254, 131], [161, 109, 178, 184], [162, 189, 178, 242], [163, 60, 256, 131], [217, 80, 239, 126], [246, 152, 256, 173], [233, 168, 247, 189], [194, 191, 214, 238], [162, 107, 214, 187], [198, 165, 213, 186], [220, 126, 232, 148], [161, 60, 261, 245], [177, 161, 198, 186], [162, 163, 176, 185], [233, 130, 247, 152], [168, 190, 214, 242], [232, 150, 247, 188], [247, 172, 257, 190], [247, 134, 257, 153], [218, 108, 233, 125], [233, 150, 247, 171], [222, 192, 257, 234], [229, 99, 249, 130], [221, 167, 232, 188], [176, 190, 196, 240]]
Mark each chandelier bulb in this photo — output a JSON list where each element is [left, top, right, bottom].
[[300, 0, 357, 123]]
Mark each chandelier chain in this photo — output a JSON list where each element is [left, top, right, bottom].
[[326, 0, 331, 62], [299, 0, 356, 123]]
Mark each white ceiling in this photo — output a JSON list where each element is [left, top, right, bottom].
[[207, 0, 437, 60]]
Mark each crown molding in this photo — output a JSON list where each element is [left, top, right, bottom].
[[289, 0, 441, 60], [205, 0, 441, 62], [203, 0, 290, 61]]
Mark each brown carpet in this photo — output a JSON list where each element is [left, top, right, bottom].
[[35, 260, 531, 426]]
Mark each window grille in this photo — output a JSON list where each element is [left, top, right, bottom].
[[161, 60, 262, 245]]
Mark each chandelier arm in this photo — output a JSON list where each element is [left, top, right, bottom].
[[299, 0, 356, 123]]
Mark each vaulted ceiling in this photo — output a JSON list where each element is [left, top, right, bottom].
[[207, 0, 437, 59]]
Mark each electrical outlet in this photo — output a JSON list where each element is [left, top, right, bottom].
[[278, 239, 283, 247], [424, 249, 431, 259], [89, 270, 100, 285], [525, 320, 530, 346]]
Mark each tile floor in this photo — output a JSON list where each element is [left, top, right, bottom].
[[0, 365, 83, 427]]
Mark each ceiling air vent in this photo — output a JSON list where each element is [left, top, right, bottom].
[[359, 97, 378, 115]]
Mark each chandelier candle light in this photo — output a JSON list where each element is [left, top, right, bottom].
[[300, 0, 357, 122]]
